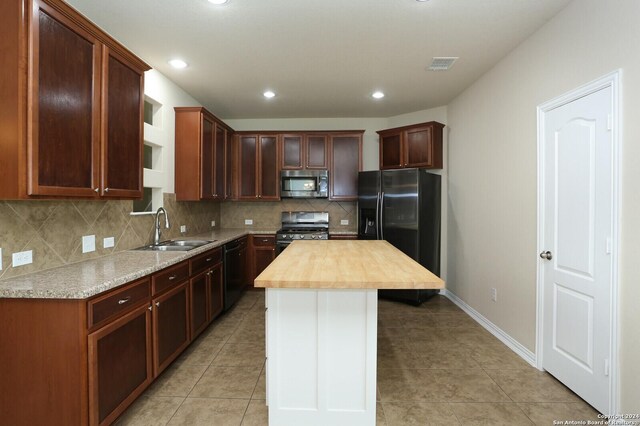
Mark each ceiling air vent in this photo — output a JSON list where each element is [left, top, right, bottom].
[[428, 57, 458, 71]]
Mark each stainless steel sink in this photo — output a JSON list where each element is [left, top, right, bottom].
[[134, 239, 215, 252]]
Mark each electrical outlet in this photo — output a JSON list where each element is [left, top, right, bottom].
[[245, 219, 253, 225], [0, 248, 3, 270], [180, 225, 187, 233], [211, 220, 216, 227], [491, 288, 497, 302], [12, 250, 33, 267], [82, 235, 96, 253], [103, 237, 115, 248], [340, 219, 349, 225]]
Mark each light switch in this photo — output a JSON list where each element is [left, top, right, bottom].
[[103, 237, 115, 248], [180, 225, 187, 233], [211, 220, 216, 227], [340, 219, 349, 225], [245, 219, 253, 225], [82, 235, 96, 253], [12, 250, 33, 267]]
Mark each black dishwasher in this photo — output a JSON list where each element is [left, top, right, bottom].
[[223, 237, 247, 311]]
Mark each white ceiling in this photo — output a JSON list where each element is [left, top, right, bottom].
[[67, 0, 571, 119]]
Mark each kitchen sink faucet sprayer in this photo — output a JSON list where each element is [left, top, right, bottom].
[[154, 207, 170, 245]]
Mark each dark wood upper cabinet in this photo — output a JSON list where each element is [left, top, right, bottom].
[[280, 134, 328, 170], [329, 133, 363, 201], [101, 48, 144, 198], [237, 133, 279, 200], [281, 134, 304, 169], [259, 135, 279, 200], [225, 130, 235, 200], [238, 135, 258, 199], [175, 107, 233, 201], [0, 0, 149, 200], [306, 135, 328, 169], [377, 121, 444, 170]]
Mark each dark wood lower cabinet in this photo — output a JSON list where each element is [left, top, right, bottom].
[[190, 271, 209, 339], [152, 282, 190, 376], [0, 248, 233, 425], [88, 304, 152, 426]]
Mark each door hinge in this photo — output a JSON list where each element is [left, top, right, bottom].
[[607, 114, 612, 131], [604, 359, 610, 376], [606, 237, 612, 254]]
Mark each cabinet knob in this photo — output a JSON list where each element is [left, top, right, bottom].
[[168, 275, 177, 281], [94, 188, 99, 193], [155, 301, 160, 307], [148, 305, 152, 311], [255, 195, 259, 198], [206, 258, 212, 262], [117, 297, 131, 305], [104, 187, 110, 193]]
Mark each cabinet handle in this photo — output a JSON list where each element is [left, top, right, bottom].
[[206, 258, 212, 262], [262, 239, 269, 242], [168, 275, 177, 281], [148, 305, 152, 311], [118, 297, 131, 305], [255, 195, 259, 198], [155, 302, 160, 307], [94, 188, 99, 193], [104, 187, 110, 192]]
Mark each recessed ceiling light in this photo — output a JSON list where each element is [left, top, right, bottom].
[[208, 0, 228, 4], [263, 90, 276, 99], [168, 59, 188, 69], [372, 91, 385, 99]]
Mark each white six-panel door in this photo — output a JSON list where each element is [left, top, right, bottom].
[[540, 85, 613, 413]]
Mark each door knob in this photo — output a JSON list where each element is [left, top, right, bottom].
[[539, 251, 553, 260]]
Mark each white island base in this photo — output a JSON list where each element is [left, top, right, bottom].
[[266, 288, 378, 426]]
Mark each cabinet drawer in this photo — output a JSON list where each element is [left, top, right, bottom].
[[152, 262, 190, 295], [190, 248, 222, 276], [88, 278, 150, 328], [253, 235, 275, 246]]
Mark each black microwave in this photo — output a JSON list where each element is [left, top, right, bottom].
[[280, 170, 328, 198]]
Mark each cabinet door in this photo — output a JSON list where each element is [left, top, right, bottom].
[[190, 271, 209, 340], [225, 131, 235, 199], [208, 262, 224, 322], [88, 304, 152, 426], [379, 132, 403, 170], [404, 126, 434, 168], [29, 1, 101, 197], [306, 135, 328, 169], [259, 135, 279, 200], [281, 134, 304, 169], [101, 48, 144, 198], [214, 123, 226, 199], [253, 247, 276, 285], [238, 135, 258, 199], [201, 117, 215, 199], [329, 135, 362, 200], [152, 282, 190, 375]]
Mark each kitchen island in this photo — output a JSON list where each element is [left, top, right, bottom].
[[254, 240, 444, 426]]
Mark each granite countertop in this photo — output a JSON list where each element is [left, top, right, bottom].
[[255, 240, 444, 290], [0, 229, 276, 300]]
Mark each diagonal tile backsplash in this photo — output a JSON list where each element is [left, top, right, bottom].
[[0, 194, 220, 280], [0, 194, 356, 281]]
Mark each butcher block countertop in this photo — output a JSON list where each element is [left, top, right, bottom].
[[254, 240, 444, 289]]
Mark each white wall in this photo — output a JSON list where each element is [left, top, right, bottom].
[[144, 70, 203, 194], [446, 0, 640, 411]]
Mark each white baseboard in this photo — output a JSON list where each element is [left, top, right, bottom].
[[439, 289, 537, 368]]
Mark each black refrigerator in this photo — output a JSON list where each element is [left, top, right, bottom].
[[358, 168, 441, 305]]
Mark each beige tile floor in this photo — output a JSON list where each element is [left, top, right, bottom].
[[116, 291, 600, 425]]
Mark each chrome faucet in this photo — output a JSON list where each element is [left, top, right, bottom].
[[154, 207, 170, 245]]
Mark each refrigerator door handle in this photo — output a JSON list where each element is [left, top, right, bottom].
[[380, 191, 385, 240], [375, 191, 381, 239]]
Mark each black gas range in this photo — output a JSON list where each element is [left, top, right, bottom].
[[275, 211, 329, 255]]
